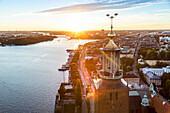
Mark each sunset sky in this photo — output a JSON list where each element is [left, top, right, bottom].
[[0, 0, 170, 31]]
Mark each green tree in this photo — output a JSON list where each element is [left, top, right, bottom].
[[166, 51, 170, 60], [154, 61, 168, 68], [136, 63, 149, 71], [64, 104, 75, 113], [155, 48, 160, 51], [163, 79, 170, 99], [120, 57, 134, 67], [139, 70, 148, 85], [160, 50, 166, 59], [120, 57, 134, 73], [55, 106, 62, 113], [75, 79, 82, 107], [145, 49, 159, 60], [85, 58, 97, 72], [161, 73, 170, 87], [160, 73, 170, 99], [76, 106, 82, 113], [58, 83, 66, 100], [138, 48, 149, 58]]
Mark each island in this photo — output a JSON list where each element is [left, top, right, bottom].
[[0, 31, 57, 46]]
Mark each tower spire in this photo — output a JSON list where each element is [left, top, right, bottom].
[[106, 13, 118, 39]]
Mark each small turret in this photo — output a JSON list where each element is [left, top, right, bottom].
[[141, 94, 149, 113], [151, 90, 156, 98], [149, 83, 154, 92], [141, 95, 149, 106]]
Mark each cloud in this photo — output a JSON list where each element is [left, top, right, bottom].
[[38, 0, 170, 14], [154, 12, 170, 16]]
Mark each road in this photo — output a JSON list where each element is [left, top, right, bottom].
[[79, 48, 95, 113], [79, 68, 88, 113], [132, 36, 148, 87], [133, 37, 141, 78]]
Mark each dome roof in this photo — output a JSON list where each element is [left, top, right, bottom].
[[108, 32, 116, 37], [105, 39, 118, 49], [141, 95, 149, 106]]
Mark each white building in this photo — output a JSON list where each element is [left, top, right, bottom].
[[162, 66, 170, 73], [145, 71, 161, 86], [140, 66, 170, 77], [159, 36, 170, 49], [121, 46, 130, 54]]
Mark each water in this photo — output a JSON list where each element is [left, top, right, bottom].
[[0, 38, 95, 113]]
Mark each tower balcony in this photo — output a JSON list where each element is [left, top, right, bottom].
[[99, 70, 123, 80], [102, 47, 121, 52]]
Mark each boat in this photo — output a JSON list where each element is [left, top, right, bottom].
[[58, 68, 67, 71]]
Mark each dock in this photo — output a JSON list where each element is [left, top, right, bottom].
[[58, 49, 75, 71]]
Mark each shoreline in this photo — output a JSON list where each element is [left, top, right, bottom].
[[0, 35, 57, 47]]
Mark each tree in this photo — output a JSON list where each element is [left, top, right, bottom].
[[138, 48, 149, 58], [154, 61, 168, 68], [161, 72, 170, 87], [139, 70, 148, 85], [58, 83, 66, 100], [166, 51, 170, 60], [120, 57, 134, 73], [64, 104, 75, 113], [70, 63, 79, 80], [145, 49, 159, 60], [160, 73, 170, 99], [55, 106, 62, 113], [136, 63, 149, 71], [121, 57, 134, 66], [160, 50, 166, 59], [75, 79, 82, 107], [76, 106, 82, 113], [163, 79, 170, 99], [85, 58, 97, 72]]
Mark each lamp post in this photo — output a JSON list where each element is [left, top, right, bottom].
[[106, 13, 118, 37]]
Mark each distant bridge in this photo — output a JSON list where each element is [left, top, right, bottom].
[[54, 35, 70, 39]]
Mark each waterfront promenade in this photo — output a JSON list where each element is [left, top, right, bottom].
[[79, 48, 96, 113]]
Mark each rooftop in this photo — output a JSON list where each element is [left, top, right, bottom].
[[104, 39, 118, 49], [98, 79, 128, 89], [123, 72, 138, 78], [145, 72, 161, 80], [129, 91, 140, 96]]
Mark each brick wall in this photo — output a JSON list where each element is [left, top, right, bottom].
[[149, 91, 170, 113], [95, 89, 129, 113]]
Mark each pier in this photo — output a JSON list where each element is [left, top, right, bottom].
[[58, 49, 75, 71]]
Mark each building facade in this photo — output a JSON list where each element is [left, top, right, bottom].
[[145, 72, 161, 86]]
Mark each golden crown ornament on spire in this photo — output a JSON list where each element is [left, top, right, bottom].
[[106, 13, 118, 39]]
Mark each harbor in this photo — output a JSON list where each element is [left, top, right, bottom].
[[0, 38, 93, 113]]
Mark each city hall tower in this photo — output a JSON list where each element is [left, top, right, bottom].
[[95, 13, 129, 113]]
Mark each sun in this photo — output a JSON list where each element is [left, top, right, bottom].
[[65, 14, 91, 32]]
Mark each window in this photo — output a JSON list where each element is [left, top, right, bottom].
[[110, 93, 112, 100], [116, 92, 118, 100]]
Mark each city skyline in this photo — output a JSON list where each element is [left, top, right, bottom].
[[0, 0, 170, 31]]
